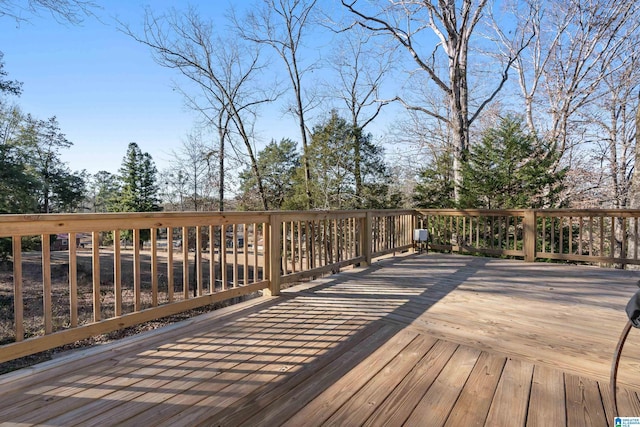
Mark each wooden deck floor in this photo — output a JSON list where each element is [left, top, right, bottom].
[[2, 253, 640, 426]]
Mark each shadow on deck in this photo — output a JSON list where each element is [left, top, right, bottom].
[[1, 253, 640, 426]]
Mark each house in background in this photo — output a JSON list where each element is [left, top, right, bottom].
[[52, 233, 81, 251]]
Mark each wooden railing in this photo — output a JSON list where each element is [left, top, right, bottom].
[[3, 207, 639, 364], [0, 209, 415, 364], [416, 209, 529, 258], [417, 209, 640, 265]]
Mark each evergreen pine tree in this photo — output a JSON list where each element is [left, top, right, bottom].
[[460, 116, 565, 209], [110, 143, 161, 244], [413, 150, 456, 208], [112, 142, 160, 213]]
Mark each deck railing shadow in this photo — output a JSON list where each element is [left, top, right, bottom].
[[204, 253, 490, 425]]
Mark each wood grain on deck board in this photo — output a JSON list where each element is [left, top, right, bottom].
[[2, 253, 640, 426]]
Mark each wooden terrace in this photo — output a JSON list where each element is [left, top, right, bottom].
[[2, 252, 640, 426], [3, 209, 640, 425]]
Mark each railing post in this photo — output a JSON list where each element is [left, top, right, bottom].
[[266, 213, 282, 296], [524, 210, 536, 262], [360, 212, 372, 266], [412, 211, 418, 253]]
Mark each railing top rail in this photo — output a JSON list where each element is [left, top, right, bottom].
[[416, 208, 529, 216], [276, 209, 414, 221], [0, 211, 271, 237], [277, 210, 367, 221], [534, 209, 640, 217], [0, 209, 417, 237], [417, 208, 640, 217]]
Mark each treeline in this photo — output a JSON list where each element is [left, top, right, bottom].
[[235, 112, 399, 211], [1, 0, 640, 217], [0, 105, 85, 214]]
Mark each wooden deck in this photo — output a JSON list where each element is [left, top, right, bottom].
[[2, 253, 640, 426]]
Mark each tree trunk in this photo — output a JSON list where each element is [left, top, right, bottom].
[[218, 123, 225, 213], [352, 121, 363, 208], [629, 91, 640, 209], [625, 91, 640, 270], [294, 77, 312, 210]]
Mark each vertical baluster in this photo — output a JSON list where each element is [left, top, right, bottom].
[[69, 232, 78, 327], [151, 227, 158, 306], [550, 217, 555, 253], [540, 218, 545, 254], [634, 218, 638, 260], [346, 218, 351, 259], [113, 229, 122, 315], [12, 236, 24, 342], [243, 223, 249, 285], [589, 217, 593, 257], [323, 218, 328, 266], [282, 221, 288, 275], [291, 222, 297, 273], [233, 223, 239, 287], [92, 231, 101, 321], [253, 223, 259, 282], [568, 216, 573, 254], [182, 226, 189, 299], [447, 216, 453, 249], [610, 216, 616, 258], [578, 217, 583, 255], [133, 229, 141, 311], [167, 226, 174, 302], [333, 219, 338, 263], [221, 225, 228, 290], [599, 216, 604, 256], [316, 219, 322, 266], [196, 226, 203, 296], [209, 225, 216, 292], [297, 221, 303, 271], [42, 234, 52, 334], [311, 220, 316, 269], [559, 217, 564, 254], [623, 217, 628, 261], [263, 222, 270, 281]]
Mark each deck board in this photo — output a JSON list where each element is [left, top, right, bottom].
[[1, 253, 640, 426], [446, 351, 506, 426], [404, 346, 481, 426], [312, 335, 438, 426], [565, 373, 607, 426], [485, 358, 535, 426], [527, 365, 567, 427], [363, 339, 458, 426]]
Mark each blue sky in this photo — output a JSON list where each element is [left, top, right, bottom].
[[1, 1, 356, 175], [1, 1, 200, 173]]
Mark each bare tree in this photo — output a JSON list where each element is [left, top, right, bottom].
[[342, 0, 527, 202], [588, 64, 638, 210], [633, 94, 640, 210], [500, 0, 639, 161], [166, 128, 219, 212], [236, 0, 319, 209], [0, 0, 96, 23], [122, 7, 276, 211], [326, 27, 392, 206]]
